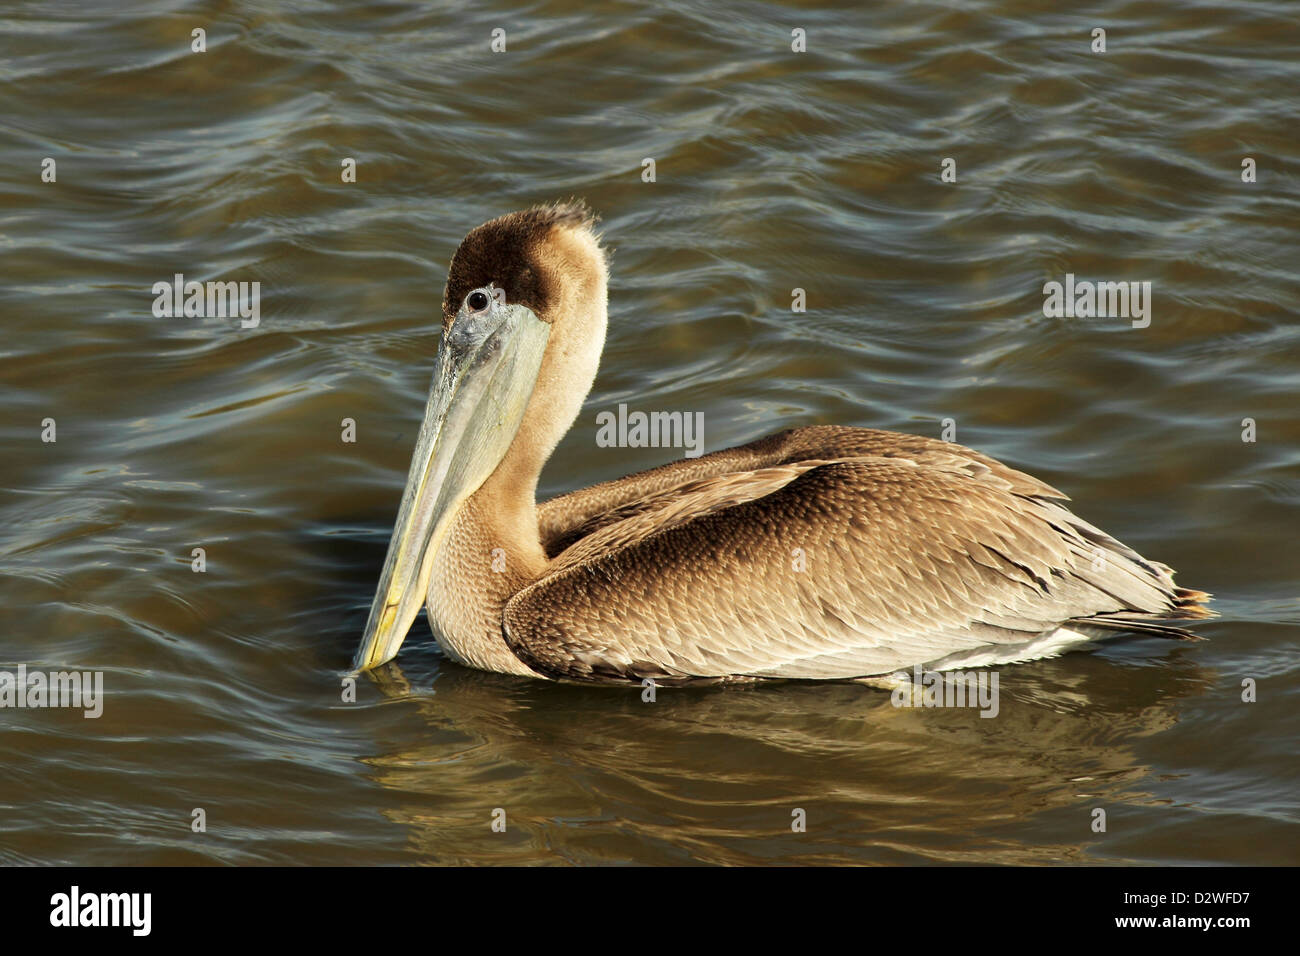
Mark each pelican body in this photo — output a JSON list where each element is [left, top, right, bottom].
[[352, 203, 1210, 682]]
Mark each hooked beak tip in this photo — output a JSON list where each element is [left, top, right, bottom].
[[353, 604, 401, 672]]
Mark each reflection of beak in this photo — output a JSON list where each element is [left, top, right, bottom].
[[352, 297, 550, 672]]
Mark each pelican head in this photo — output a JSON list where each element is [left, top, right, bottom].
[[353, 202, 608, 671]]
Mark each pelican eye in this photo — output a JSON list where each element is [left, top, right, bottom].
[[466, 290, 491, 312]]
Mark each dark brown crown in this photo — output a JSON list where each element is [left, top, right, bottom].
[[441, 200, 599, 327]]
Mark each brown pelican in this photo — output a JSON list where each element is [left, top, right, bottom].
[[352, 201, 1211, 682]]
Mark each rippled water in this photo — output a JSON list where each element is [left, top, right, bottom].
[[3, 0, 1298, 865]]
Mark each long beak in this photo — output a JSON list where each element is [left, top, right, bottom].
[[352, 295, 550, 671]]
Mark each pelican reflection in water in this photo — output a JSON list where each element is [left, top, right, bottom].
[[352, 202, 1210, 682]]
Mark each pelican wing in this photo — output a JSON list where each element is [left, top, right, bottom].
[[537, 425, 1067, 557], [508, 451, 1205, 682]]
